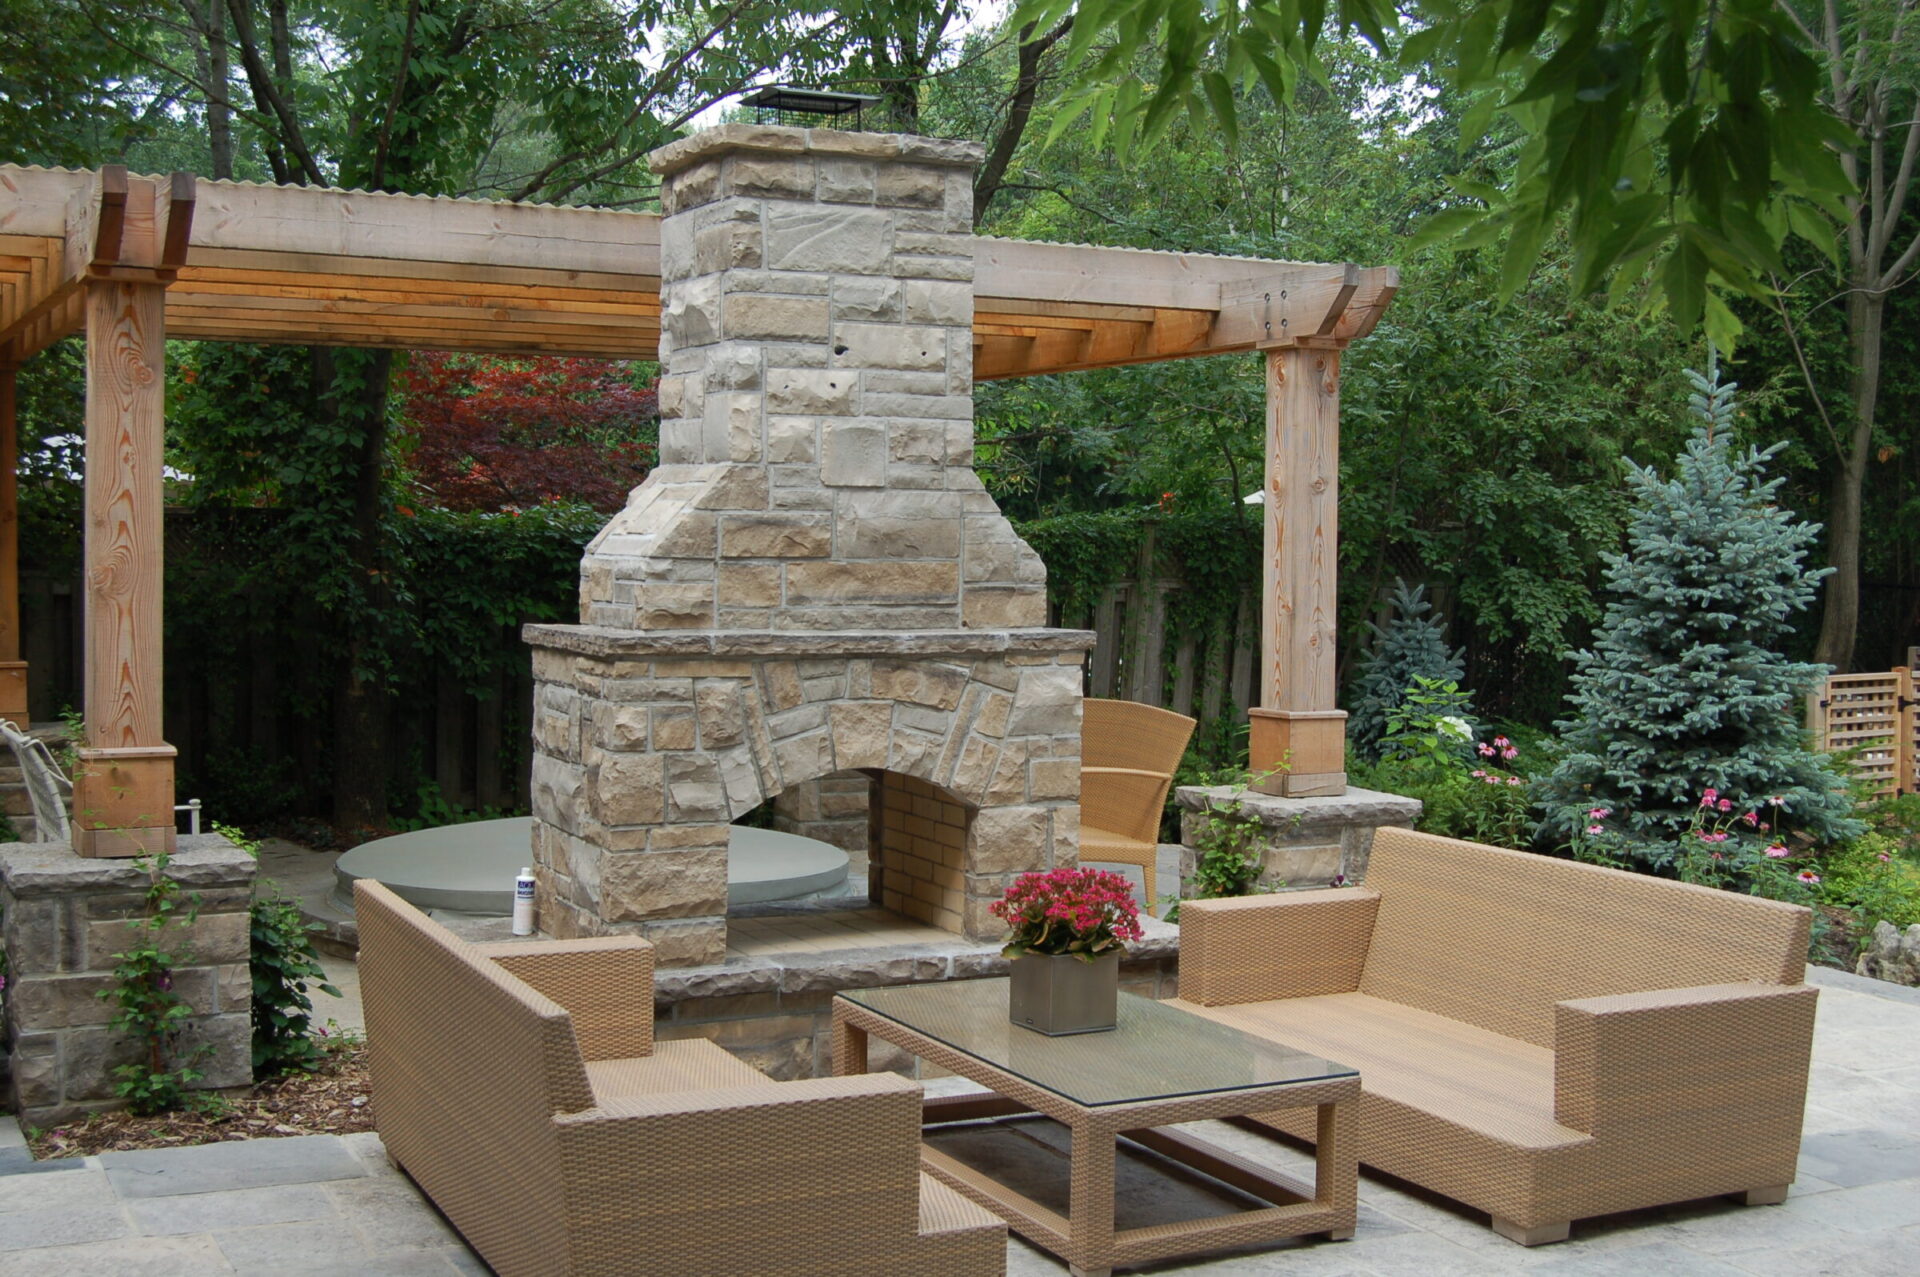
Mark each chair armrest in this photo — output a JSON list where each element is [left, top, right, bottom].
[[1554, 983, 1817, 1136], [473, 937, 654, 1061], [1081, 766, 1171, 845], [1178, 888, 1380, 1006], [550, 1073, 925, 1234]]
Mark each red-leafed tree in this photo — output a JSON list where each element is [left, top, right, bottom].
[[399, 353, 657, 513]]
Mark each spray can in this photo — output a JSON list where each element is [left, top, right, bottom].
[[512, 867, 536, 936]]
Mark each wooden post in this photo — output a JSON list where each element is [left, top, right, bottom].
[[0, 362, 26, 721], [66, 169, 192, 856], [1248, 341, 1347, 797], [73, 278, 175, 856]]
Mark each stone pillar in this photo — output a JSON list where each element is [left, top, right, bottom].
[[1, 833, 255, 1125]]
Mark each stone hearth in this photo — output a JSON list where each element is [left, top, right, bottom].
[[524, 126, 1090, 963]]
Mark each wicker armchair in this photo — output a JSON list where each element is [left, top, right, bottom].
[[355, 881, 1005, 1276], [1079, 698, 1196, 906], [1174, 829, 1818, 1245]]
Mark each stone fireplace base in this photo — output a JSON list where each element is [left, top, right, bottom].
[[523, 626, 1092, 963]]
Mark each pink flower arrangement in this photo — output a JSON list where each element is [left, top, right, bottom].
[[992, 867, 1144, 961]]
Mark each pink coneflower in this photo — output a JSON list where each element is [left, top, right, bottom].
[[1717, 798, 1733, 812], [1764, 845, 1790, 858], [1796, 870, 1821, 885], [1586, 825, 1604, 834]]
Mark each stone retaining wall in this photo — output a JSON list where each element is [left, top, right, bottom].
[[649, 921, 1181, 1080], [1174, 785, 1422, 891], [0, 833, 255, 1125]]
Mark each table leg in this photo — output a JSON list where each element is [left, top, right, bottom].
[[830, 1006, 867, 1076], [1067, 1117, 1117, 1277], [1317, 1098, 1358, 1240]]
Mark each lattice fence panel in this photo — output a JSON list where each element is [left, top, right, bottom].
[[1809, 668, 1913, 800]]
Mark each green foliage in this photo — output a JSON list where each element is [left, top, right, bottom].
[[1017, 0, 1854, 351], [250, 892, 341, 1077], [1818, 835, 1920, 941], [97, 852, 215, 1116], [388, 781, 514, 833], [1350, 582, 1470, 759], [1169, 796, 1269, 922], [1537, 366, 1862, 867], [1350, 680, 1531, 849]]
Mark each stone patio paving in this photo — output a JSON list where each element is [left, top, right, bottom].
[[3, 964, 1915, 1275]]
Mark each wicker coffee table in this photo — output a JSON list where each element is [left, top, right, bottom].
[[832, 978, 1360, 1277]]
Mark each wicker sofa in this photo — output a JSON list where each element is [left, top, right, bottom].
[[1173, 829, 1818, 1245], [355, 880, 1005, 1276]]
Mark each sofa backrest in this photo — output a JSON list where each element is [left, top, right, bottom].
[[1357, 830, 1810, 1048], [355, 880, 594, 1266]]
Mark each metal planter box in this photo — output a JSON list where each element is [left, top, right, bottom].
[[1008, 950, 1121, 1036]]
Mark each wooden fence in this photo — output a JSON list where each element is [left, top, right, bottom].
[[1808, 665, 1920, 800], [19, 565, 1248, 825]]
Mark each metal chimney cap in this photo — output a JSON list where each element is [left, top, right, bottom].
[[740, 85, 882, 117]]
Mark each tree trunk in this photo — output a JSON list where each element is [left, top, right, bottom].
[[1814, 288, 1886, 672]]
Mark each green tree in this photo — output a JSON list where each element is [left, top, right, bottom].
[[1349, 580, 1469, 759], [1016, 0, 1856, 352], [1536, 365, 1860, 864], [1769, 0, 1920, 670]]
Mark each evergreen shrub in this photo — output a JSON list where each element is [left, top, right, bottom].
[[1536, 367, 1861, 868]]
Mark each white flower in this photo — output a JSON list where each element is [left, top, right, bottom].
[[1436, 716, 1473, 742]]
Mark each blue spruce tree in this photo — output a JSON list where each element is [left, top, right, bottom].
[[1349, 579, 1471, 760], [1536, 366, 1860, 865]]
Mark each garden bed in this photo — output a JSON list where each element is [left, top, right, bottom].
[[26, 1040, 370, 1160]]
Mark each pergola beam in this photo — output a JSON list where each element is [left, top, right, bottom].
[[0, 161, 1399, 810]]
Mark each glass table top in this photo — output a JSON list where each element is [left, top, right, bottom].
[[841, 978, 1357, 1108]]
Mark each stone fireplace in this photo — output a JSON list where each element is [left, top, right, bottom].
[[523, 125, 1090, 964]]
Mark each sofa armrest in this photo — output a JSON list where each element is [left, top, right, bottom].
[[1553, 983, 1817, 1136], [473, 937, 654, 1061], [1178, 888, 1380, 1006], [550, 1073, 925, 1236]]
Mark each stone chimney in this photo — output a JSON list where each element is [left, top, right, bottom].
[[524, 127, 1089, 964]]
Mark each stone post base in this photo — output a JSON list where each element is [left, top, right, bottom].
[[1, 833, 256, 1125], [1174, 785, 1422, 892]]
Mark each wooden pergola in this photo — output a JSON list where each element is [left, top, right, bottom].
[[0, 163, 1395, 853]]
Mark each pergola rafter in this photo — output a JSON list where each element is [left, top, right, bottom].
[[0, 160, 1396, 852]]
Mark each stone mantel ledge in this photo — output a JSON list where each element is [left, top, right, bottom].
[[453, 911, 1179, 1004], [522, 624, 1096, 660], [0, 832, 256, 895], [1174, 784, 1423, 832], [648, 124, 985, 177]]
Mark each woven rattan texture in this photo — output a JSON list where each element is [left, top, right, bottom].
[[1180, 888, 1379, 1005], [1360, 829, 1811, 1048], [356, 881, 591, 1275], [1081, 698, 1195, 904], [358, 882, 1005, 1276], [584, 1038, 767, 1102], [1172, 834, 1819, 1235], [476, 938, 654, 1061]]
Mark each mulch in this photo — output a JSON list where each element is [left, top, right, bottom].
[[28, 1043, 373, 1160]]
